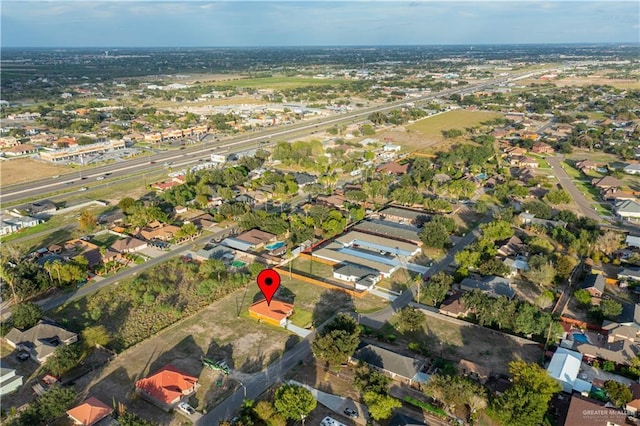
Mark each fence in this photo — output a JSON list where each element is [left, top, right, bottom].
[[273, 267, 365, 299]]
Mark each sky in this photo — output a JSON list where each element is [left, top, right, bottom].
[[2, 1, 639, 48]]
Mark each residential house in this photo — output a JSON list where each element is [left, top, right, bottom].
[[26, 199, 58, 215], [581, 274, 606, 298], [603, 189, 637, 202], [627, 235, 640, 249], [110, 236, 148, 253], [66, 397, 113, 426], [378, 206, 429, 226], [316, 193, 347, 209], [0, 214, 40, 236], [138, 222, 181, 241], [353, 219, 422, 246], [574, 322, 640, 366], [3, 143, 37, 157], [248, 299, 294, 327], [497, 235, 527, 257], [460, 276, 516, 299], [575, 159, 598, 173], [351, 344, 426, 385], [5, 322, 78, 363], [626, 383, 640, 416], [503, 257, 530, 277], [64, 238, 102, 268], [546, 347, 591, 394], [376, 161, 409, 175], [618, 268, 640, 284], [563, 394, 627, 426], [135, 364, 199, 411], [333, 263, 381, 291], [531, 141, 553, 154], [293, 172, 317, 187], [624, 164, 640, 175], [0, 363, 23, 396], [438, 293, 468, 318], [510, 155, 539, 169], [505, 146, 527, 156], [615, 200, 640, 223], [591, 176, 621, 192], [193, 244, 234, 263], [518, 212, 567, 229], [227, 229, 277, 251]]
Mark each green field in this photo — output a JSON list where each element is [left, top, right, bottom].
[[211, 76, 349, 90], [409, 109, 503, 137]]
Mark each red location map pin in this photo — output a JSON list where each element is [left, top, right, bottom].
[[257, 269, 281, 306]]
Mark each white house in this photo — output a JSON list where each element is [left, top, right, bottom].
[[333, 263, 381, 291], [547, 347, 591, 394], [616, 200, 640, 223], [623, 164, 640, 175], [0, 363, 23, 396]]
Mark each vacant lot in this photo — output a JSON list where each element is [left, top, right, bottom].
[[402, 314, 542, 376], [1, 158, 67, 185], [74, 287, 293, 424], [377, 110, 502, 154], [210, 76, 349, 90]]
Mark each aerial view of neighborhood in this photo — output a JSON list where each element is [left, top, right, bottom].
[[0, 2, 639, 426]]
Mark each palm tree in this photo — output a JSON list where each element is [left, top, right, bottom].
[[0, 262, 19, 303]]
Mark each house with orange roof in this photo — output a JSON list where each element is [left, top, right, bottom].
[[135, 364, 199, 411], [248, 299, 294, 327], [376, 161, 409, 175], [66, 396, 113, 426]]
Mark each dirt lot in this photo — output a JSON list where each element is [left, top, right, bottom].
[[411, 314, 542, 376], [72, 288, 294, 424], [1, 158, 68, 185]]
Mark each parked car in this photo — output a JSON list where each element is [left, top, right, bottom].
[[343, 407, 358, 418], [79, 187, 88, 191], [16, 352, 30, 362], [177, 402, 195, 415]]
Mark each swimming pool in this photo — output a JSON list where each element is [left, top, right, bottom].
[[573, 333, 589, 344], [266, 241, 285, 251], [230, 260, 246, 268]]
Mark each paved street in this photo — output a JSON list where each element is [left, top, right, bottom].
[[546, 156, 602, 222]]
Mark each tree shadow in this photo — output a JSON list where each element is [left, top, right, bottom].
[[275, 285, 296, 304], [311, 290, 356, 327], [239, 352, 265, 374], [146, 335, 205, 380]]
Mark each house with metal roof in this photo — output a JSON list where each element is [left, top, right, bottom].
[[616, 200, 640, 223], [353, 219, 422, 245], [0, 363, 23, 396], [333, 263, 381, 290], [460, 276, 516, 299], [546, 347, 591, 394], [351, 343, 427, 385]]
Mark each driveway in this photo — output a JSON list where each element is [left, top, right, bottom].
[[546, 156, 602, 222], [289, 380, 368, 424]]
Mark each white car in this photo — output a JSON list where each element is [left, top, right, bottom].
[[79, 187, 88, 191], [177, 402, 195, 415], [96, 176, 105, 180]]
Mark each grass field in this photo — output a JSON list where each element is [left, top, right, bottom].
[[210, 76, 349, 90], [1, 158, 68, 185]]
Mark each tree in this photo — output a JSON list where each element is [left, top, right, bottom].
[[13, 386, 77, 425], [118, 197, 136, 213], [312, 313, 360, 365], [78, 210, 97, 233], [353, 363, 391, 395], [396, 307, 425, 333], [44, 344, 80, 376], [116, 411, 156, 426], [254, 400, 286, 426], [604, 380, 633, 407], [524, 255, 555, 287], [600, 299, 623, 319], [274, 384, 317, 422], [363, 391, 401, 421], [574, 289, 592, 306], [595, 231, 623, 256], [555, 255, 577, 280], [481, 220, 513, 242], [82, 325, 111, 348], [494, 360, 562, 426], [424, 374, 487, 415], [544, 189, 571, 205], [421, 272, 453, 306], [479, 258, 510, 277], [419, 221, 449, 249], [11, 302, 43, 329]]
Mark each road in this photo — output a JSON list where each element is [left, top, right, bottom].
[[0, 231, 226, 319], [546, 156, 602, 222], [1, 70, 549, 205]]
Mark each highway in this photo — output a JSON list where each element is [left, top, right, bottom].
[[1, 70, 547, 206]]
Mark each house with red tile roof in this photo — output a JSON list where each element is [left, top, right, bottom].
[[135, 364, 199, 411], [376, 161, 409, 175], [66, 396, 113, 426], [248, 299, 294, 327]]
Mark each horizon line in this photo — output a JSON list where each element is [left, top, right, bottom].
[[3, 41, 640, 49]]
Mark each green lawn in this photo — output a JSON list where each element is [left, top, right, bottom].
[[289, 308, 313, 328], [289, 257, 335, 278]]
